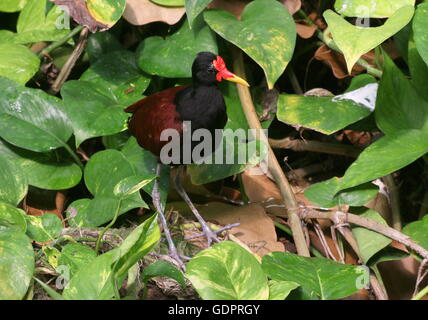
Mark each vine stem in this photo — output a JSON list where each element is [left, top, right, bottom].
[[232, 49, 310, 257], [38, 26, 85, 58], [62, 142, 84, 169], [95, 200, 122, 254]]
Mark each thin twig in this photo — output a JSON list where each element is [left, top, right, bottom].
[[38, 26, 85, 58], [49, 27, 89, 95], [232, 49, 310, 257], [269, 137, 361, 158], [384, 175, 402, 230]]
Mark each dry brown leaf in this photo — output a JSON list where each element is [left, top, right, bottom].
[[123, 0, 185, 26], [296, 23, 317, 39], [281, 0, 301, 15], [314, 44, 375, 79], [54, 0, 108, 32], [174, 201, 284, 256]]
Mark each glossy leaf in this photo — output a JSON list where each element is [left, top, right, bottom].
[[86, 32, 123, 63], [324, 6, 414, 73], [414, 3, 428, 66], [376, 53, 428, 135], [0, 155, 27, 206], [351, 208, 391, 263], [334, 0, 415, 18], [151, 0, 184, 6], [137, 17, 218, 78], [86, 0, 126, 27], [409, 38, 428, 101], [0, 229, 34, 300], [403, 215, 428, 250], [339, 130, 428, 191], [0, 44, 39, 84], [368, 246, 409, 267], [61, 80, 129, 147], [0, 201, 26, 232], [80, 50, 151, 106], [204, 0, 296, 89], [113, 174, 157, 198], [0, 0, 28, 12], [0, 77, 73, 152], [268, 280, 300, 300], [277, 93, 372, 135], [0, 139, 82, 190], [262, 252, 369, 300], [142, 261, 185, 287], [305, 177, 379, 208], [186, 241, 269, 300], [14, 0, 69, 44], [25, 213, 63, 242], [185, 0, 212, 26]]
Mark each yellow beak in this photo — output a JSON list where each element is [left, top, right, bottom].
[[225, 74, 250, 87]]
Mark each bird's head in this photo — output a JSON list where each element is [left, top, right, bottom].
[[192, 51, 250, 87]]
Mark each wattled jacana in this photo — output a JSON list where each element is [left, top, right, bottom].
[[125, 52, 249, 268]]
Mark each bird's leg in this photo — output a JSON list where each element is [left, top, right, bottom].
[[174, 166, 239, 246], [153, 163, 186, 271]]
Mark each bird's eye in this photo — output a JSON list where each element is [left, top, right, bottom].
[[208, 64, 215, 73]]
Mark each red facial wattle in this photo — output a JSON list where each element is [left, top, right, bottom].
[[212, 56, 250, 86]]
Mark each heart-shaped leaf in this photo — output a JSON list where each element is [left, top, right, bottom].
[[61, 80, 129, 147], [403, 215, 428, 251], [305, 177, 379, 208], [86, 0, 126, 27], [0, 229, 34, 300], [80, 50, 151, 106], [185, 0, 212, 26], [334, 0, 415, 18], [186, 241, 269, 300], [0, 77, 73, 152], [25, 213, 63, 242], [351, 208, 391, 263], [413, 3, 428, 66], [204, 0, 296, 89], [277, 91, 373, 134], [0, 155, 28, 206], [0, 44, 39, 84], [339, 130, 428, 191], [262, 252, 369, 300], [137, 17, 218, 78], [376, 53, 428, 135], [0, 139, 82, 190], [0, 201, 27, 232], [13, 0, 69, 44], [324, 6, 414, 73], [0, 0, 28, 12]]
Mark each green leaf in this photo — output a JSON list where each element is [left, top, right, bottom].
[[86, 0, 126, 27], [0, 77, 73, 152], [0, 0, 28, 12], [102, 131, 130, 150], [80, 50, 151, 106], [25, 213, 63, 242], [0, 44, 39, 84], [113, 175, 157, 198], [142, 261, 185, 287], [409, 38, 428, 101], [339, 130, 428, 191], [0, 139, 82, 190], [351, 208, 391, 264], [0, 229, 34, 300], [0, 201, 26, 232], [0, 155, 27, 206], [151, 0, 184, 6], [186, 241, 269, 300], [268, 280, 300, 300], [86, 32, 123, 63], [58, 243, 97, 277], [61, 80, 129, 147], [334, 0, 415, 18], [185, 0, 212, 26], [414, 3, 428, 66], [277, 93, 372, 135], [305, 177, 378, 208], [367, 246, 409, 267], [324, 6, 414, 73], [33, 277, 64, 300], [376, 53, 428, 135], [137, 17, 218, 78], [204, 0, 296, 89], [403, 215, 428, 250], [14, 0, 69, 44], [262, 252, 369, 300]]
